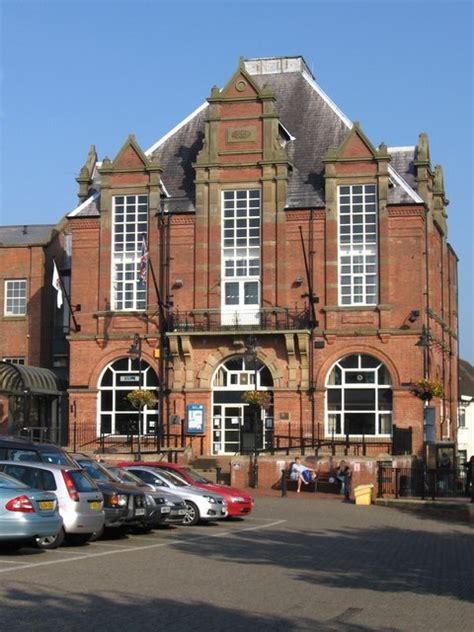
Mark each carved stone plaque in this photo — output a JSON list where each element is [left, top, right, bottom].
[[226, 126, 257, 143]]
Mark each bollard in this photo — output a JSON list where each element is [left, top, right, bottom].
[[281, 469, 287, 497], [216, 466, 221, 484]]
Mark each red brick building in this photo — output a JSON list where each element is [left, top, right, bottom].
[[1, 56, 459, 460]]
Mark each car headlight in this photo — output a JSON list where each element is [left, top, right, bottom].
[[203, 495, 216, 504], [155, 497, 166, 505], [117, 494, 128, 507], [231, 496, 245, 503], [145, 494, 154, 506]]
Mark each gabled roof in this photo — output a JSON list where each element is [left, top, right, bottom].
[[459, 359, 474, 398], [0, 224, 56, 246], [70, 56, 423, 217]]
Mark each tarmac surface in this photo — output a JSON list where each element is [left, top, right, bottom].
[[0, 492, 472, 631]]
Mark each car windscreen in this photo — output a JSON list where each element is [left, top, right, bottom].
[[68, 470, 99, 492], [153, 469, 189, 487], [40, 450, 76, 466], [0, 471, 29, 489], [108, 467, 145, 486], [181, 467, 211, 484], [75, 460, 114, 482]]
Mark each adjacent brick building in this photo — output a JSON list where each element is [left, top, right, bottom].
[[1, 56, 459, 460]]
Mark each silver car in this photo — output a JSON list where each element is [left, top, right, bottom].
[[0, 461, 104, 549], [125, 466, 228, 526], [0, 471, 62, 551]]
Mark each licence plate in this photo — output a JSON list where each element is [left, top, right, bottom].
[[160, 506, 171, 513], [38, 500, 54, 510], [89, 501, 101, 510], [135, 508, 145, 516]]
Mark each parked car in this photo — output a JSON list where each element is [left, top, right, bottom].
[[105, 466, 188, 527], [0, 461, 104, 549], [0, 471, 63, 550], [119, 461, 254, 517], [123, 466, 228, 526], [0, 436, 76, 466], [71, 454, 147, 531]]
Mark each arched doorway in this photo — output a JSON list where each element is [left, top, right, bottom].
[[212, 355, 273, 454], [98, 357, 159, 436], [325, 353, 392, 437]]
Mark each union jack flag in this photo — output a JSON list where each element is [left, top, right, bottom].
[[139, 236, 149, 284]]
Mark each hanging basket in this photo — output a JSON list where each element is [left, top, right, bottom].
[[127, 389, 157, 410], [410, 378, 444, 401], [241, 390, 271, 410]]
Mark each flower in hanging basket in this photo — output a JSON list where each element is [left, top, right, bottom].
[[410, 378, 444, 401], [241, 390, 271, 409], [127, 389, 157, 410]]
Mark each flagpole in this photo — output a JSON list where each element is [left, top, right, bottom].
[[52, 258, 81, 333]]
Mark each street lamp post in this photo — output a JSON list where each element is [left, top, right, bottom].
[[128, 333, 143, 461], [244, 336, 259, 488]]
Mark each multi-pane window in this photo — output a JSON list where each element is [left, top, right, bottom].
[[112, 195, 148, 311], [338, 184, 377, 305], [4, 280, 27, 316], [326, 354, 392, 436], [98, 357, 158, 436], [221, 190, 261, 324], [2, 357, 25, 365]]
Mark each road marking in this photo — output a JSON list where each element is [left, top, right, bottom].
[[0, 519, 287, 575], [0, 559, 32, 565]]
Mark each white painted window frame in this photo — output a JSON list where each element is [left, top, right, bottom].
[[338, 184, 378, 306], [111, 194, 148, 311], [4, 279, 27, 316], [325, 354, 392, 437]]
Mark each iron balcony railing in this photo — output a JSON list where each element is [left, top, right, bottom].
[[167, 308, 311, 332]]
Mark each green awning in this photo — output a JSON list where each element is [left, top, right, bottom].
[[0, 362, 65, 397]]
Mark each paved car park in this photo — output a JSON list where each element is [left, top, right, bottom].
[[0, 495, 473, 631]]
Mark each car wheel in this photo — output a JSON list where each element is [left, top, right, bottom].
[[36, 528, 65, 550], [65, 533, 92, 546], [183, 501, 200, 526]]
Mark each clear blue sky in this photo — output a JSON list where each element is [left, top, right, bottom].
[[1, 0, 473, 362]]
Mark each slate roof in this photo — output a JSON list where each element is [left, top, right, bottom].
[[70, 57, 422, 217], [0, 224, 56, 246], [459, 359, 474, 398]]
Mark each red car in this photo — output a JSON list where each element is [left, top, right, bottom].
[[117, 461, 254, 517]]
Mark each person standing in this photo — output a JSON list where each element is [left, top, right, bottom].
[[337, 460, 352, 501]]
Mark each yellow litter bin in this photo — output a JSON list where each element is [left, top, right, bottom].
[[354, 484, 374, 506]]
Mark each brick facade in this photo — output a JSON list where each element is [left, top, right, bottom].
[[0, 56, 459, 461]]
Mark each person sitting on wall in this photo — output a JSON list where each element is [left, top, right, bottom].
[[290, 457, 318, 493]]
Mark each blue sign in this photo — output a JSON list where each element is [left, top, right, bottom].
[[186, 404, 205, 434]]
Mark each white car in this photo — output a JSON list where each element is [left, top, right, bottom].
[[125, 466, 228, 526], [0, 461, 104, 548]]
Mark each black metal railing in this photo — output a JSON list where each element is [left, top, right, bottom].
[[377, 464, 470, 500], [271, 429, 393, 457], [167, 308, 311, 332], [69, 421, 203, 460]]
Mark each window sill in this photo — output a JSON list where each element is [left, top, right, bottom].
[[322, 304, 391, 313]]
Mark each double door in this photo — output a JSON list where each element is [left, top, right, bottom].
[[212, 404, 266, 455]]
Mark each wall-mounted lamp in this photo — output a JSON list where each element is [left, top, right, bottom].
[[415, 325, 429, 348], [294, 276, 304, 286], [408, 310, 420, 323], [172, 279, 183, 289]]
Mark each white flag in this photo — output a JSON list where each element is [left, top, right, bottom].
[[52, 261, 63, 309]]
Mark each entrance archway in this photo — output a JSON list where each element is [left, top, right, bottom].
[[212, 355, 273, 454]]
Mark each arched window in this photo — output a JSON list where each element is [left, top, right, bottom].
[[98, 357, 158, 436], [325, 354, 392, 436]]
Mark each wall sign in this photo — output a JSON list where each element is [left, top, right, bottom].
[[186, 404, 205, 434]]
